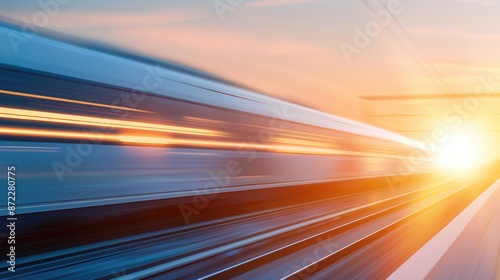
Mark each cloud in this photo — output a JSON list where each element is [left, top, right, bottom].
[[407, 26, 500, 40], [265, 41, 322, 55], [3, 9, 207, 30], [245, 0, 322, 7], [449, 0, 496, 5]]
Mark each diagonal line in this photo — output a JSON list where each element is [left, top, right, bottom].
[[361, 0, 459, 102]]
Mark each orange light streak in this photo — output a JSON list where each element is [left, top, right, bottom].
[[0, 107, 223, 137], [0, 89, 148, 113]]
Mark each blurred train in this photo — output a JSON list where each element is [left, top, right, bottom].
[[0, 20, 428, 215]]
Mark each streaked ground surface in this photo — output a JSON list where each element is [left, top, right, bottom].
[[1, 172, 499, 279]]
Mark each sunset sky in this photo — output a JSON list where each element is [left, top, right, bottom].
[[1, 0, 500, 161], [1, 0, 498, 115]]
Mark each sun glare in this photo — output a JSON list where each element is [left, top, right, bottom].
[[435, 131, 483, 170]]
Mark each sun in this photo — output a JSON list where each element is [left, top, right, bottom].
[[434, 131, 483, 170]]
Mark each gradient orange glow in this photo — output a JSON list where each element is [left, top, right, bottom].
[[435, 131, 486, 170]]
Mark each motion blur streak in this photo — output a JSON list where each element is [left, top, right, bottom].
[[0, 106, 223, 136], [0, 127, 168, 145], [0, 89, 148, 112], [0, 126, 406, 157], [119, 135, 169, 145], [273, 137, 332, 148], [1, 126, 420, 162]]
